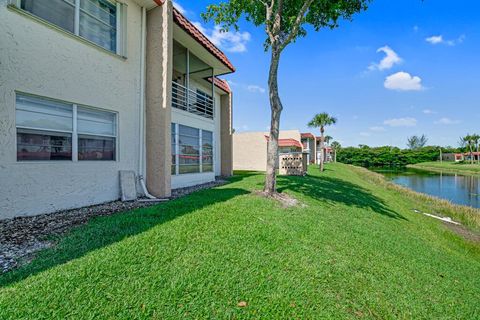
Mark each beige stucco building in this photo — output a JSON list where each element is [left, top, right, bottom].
[[233, 130, 311, 172], [0, 0, 234, 219]]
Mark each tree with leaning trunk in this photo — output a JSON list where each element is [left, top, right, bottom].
[[308, 113, 337, 171], [203, 0, 370, 194]]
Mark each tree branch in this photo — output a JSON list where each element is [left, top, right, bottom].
[[278, 0, 314, 52], [264, 0, 276, 45], [272, 0, 283, 34]]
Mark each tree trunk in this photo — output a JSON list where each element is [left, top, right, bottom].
[[470, 145, 474, 164], [264, 49, 283, 195], [319, 127, 325, 172]]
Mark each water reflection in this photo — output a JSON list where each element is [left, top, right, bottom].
[[378, 168, 480, 209]]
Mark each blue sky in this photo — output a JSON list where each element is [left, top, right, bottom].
[[173, 0, 479, 148]]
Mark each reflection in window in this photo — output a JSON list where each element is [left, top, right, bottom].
[[171, 124, 214, 175], [17, 129, 72, 161]]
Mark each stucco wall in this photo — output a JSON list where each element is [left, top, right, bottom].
[[278, 130, 302, 142], [233, 130, 302, 172], [220, 93, 233, 177], [233, 132, 268, 171], [145, 3, 172, 198], [0, 1, 144, 219]]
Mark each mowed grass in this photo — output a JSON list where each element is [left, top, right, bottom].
[[409, 161, 480, 175], [1, 164, 479, 319]]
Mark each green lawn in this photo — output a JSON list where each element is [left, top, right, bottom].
[[409, 161, 480, 175], [1, 164, 479, 319]]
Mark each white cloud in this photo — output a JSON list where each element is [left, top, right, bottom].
[[384, 71, 424, 91], [370, 126, 386, 132], [193, 23, 251, 53], [247, 85, 266, 94], [426, 35, 443, 45], [426, 34, 465, 46], [423, 109, 437, 115], [384, 117, 418, 127], [360, 132, 371, 137], [173, 1, 186, 15], [369, 46, 402, 71], [435, 117, 461, 125]]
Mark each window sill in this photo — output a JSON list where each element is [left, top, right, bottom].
[[172, 171, 215, 177], [15, 160, 119, 164], [7, 4, 127, 61]]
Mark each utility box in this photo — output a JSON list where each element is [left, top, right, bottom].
[[279, 152, 308, 176]]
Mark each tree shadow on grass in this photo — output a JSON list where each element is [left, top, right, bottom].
[[230, 171, 265, 183], [0, 187, 249, 288], [276, 174, 406, 220]]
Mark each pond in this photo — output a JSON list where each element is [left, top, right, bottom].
[[374, 168, 480, 209]]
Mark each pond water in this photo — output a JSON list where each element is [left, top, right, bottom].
[[374, 168, 480, 209]]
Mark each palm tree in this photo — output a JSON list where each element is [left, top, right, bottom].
[[308, 113, 337, 172], [331, 141, 341, 163], [324, 135, 333, 146], [462, 135, 475, 164], [471, 134, 480, 165]]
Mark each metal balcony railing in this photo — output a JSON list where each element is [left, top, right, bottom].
[[172, 82, 214, 119]]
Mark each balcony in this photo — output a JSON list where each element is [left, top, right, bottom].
[[172, 82, 214, 119], [172, 40, 216, 120]]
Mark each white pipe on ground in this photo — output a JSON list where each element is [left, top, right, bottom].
[[139, 175, 157, 200]]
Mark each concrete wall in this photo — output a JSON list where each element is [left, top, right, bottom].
[[0, 0, 144, 219]]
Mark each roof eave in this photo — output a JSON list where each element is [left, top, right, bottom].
[[172, 7, 235, 74]]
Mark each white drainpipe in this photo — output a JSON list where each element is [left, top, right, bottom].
[[138, 6, 157, 200]]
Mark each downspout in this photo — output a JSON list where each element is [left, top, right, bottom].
[[138, 6, 157, 200]]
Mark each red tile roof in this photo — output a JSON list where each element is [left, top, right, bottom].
[[264, 136, 302, 149], [207, 77, 231, 94], [153, 0, 165, 5], [173, 8, 235, 73], [301, 133, 315, 139], [279, 139, 303, 149]]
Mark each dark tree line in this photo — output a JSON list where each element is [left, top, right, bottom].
[[337, 145, 460, 168]]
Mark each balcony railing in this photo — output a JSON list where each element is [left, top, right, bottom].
[[172, 82, 214, 119]]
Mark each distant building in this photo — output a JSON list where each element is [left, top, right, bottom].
[[301, 133, 317, 164], [443, 152, 480, 162], [315, 137, 333, 164]]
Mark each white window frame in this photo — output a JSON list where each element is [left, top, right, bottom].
[[8, 0, 127, 57], [171, 123, 215, 175], [201, 129, 214, 173], [15, 92, 118, 162]]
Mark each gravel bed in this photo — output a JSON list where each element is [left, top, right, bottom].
[[1, 179, 227, 274]]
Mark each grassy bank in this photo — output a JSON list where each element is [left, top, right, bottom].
[[409, 161, 480, 175], [1, 164, 479, 319]]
